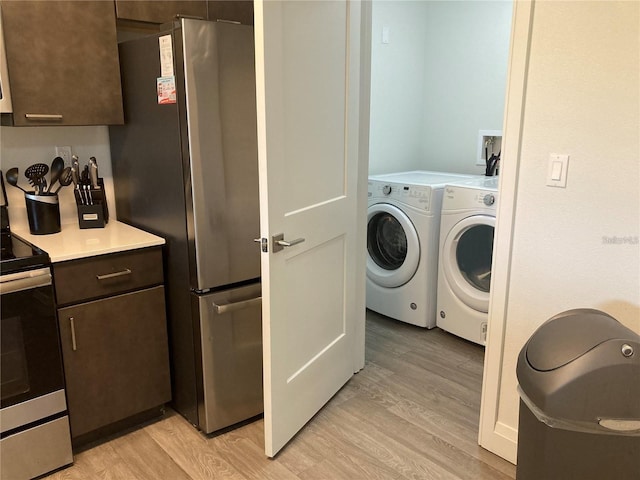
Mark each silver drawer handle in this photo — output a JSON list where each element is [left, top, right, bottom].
[[70, 317, 77, 351], [25, 114, 64, 120], [213, 296, 262, 315], [276, 238, 305, 247], [96, 269, 132, 281]]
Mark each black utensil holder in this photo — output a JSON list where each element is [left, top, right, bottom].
[[25, 192, 61, 235], [74, 179, 109, 229]]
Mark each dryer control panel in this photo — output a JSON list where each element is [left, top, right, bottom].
[[442, 185, 499, 211], [368, 181, 435, 211]]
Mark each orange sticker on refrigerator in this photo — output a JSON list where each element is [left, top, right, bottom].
[[157, 76, 176, 104]]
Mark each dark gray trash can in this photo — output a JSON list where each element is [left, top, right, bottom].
[[516, 308, 640, 480]]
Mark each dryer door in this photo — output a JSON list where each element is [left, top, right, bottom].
[[366, 203, 420, 288], [442, 215, 495, 312]]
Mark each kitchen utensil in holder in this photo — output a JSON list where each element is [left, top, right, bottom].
[[74, 178, 109, 229], [25, 192, 61, 235]]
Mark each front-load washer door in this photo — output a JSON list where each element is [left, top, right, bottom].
[[366, 203, 420, 288], [442, 215, 495, 312]]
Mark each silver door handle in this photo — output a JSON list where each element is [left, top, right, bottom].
[[272, 233, 305, 253], [213, 296, 262, 315], [276, 238, 305, 247]]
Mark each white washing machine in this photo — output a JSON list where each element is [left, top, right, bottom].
[[366, 170, 476, 328], [436, 176, 499, 345]]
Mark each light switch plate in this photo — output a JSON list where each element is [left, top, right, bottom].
[[55, 146, 73, 167], [382, 26, 390, 44], [546, 154, 569, 187]]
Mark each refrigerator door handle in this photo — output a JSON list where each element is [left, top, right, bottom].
[[212, 296, 262, 315]]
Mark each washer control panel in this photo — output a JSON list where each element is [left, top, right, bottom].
[[368, 181, 434, 211]]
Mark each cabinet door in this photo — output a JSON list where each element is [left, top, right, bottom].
[[57, 286, 171, 438], [1, 1, 123, 126], [115, 0, 207, 24]]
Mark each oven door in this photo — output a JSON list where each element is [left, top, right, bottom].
[[0, 268, 65, 413], [1, 268, 73, 480]]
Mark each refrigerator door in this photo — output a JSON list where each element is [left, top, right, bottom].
[[111, 29, 199, 424], [196, 282, 263, 433], [181, 19, 261, 291]]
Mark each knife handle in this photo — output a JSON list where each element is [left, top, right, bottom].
[[71, 166, 79, 187], [89, 163, 99, 189]]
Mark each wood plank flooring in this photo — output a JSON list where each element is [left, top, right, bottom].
[[45, 310, 516, 480]]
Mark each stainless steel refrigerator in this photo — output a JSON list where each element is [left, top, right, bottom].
[[109, 18, 262, 434]]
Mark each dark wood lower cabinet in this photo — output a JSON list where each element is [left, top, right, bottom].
[[57, 286, 171, 441]]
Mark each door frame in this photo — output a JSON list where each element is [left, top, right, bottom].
[[355, 0, 372, 374], [478, 0, 535, 464], [358, 0, 529, 464], [255, 0, 527, 462]]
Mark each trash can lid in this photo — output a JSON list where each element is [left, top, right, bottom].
[[526, 309, 633, 372]]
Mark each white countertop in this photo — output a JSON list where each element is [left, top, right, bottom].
[[12, 221, 165, 263]]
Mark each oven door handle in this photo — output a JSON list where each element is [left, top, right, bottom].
[[0, 268, 52, 295]]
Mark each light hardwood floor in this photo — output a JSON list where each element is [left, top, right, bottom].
[[45, 310, 516, 480]]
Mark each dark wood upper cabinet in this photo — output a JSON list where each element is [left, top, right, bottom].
[[115, 0, 207, 24], [207, 0, 253, 25], [0, 1, 123, 126], [115, 0, 253, 26]]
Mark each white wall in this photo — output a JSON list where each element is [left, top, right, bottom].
[[369, 1, 427, 174], [482, 0, 640, 463], [420, 1, 512, 174], [369, 0, 512, 175], [0, 126, 115, 231]]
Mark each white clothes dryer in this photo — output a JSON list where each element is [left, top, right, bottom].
[[366, 170, 476, 328], [436, 176, 499, 345]]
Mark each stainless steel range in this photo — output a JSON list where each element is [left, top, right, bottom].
[[0, 172, 73, 479]]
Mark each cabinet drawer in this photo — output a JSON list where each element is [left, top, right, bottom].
[[54, 248, 163, 305]]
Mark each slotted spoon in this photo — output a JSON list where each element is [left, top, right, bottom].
[[25, 163, 49, 194]]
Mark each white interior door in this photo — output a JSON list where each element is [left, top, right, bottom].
[[254, 0, 364, 457]]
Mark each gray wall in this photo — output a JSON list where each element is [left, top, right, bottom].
[[0, 126, 115, 230]]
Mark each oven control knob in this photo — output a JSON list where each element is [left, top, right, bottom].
[[483, 194, 495, 206], [382, 185, 392, 195]]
